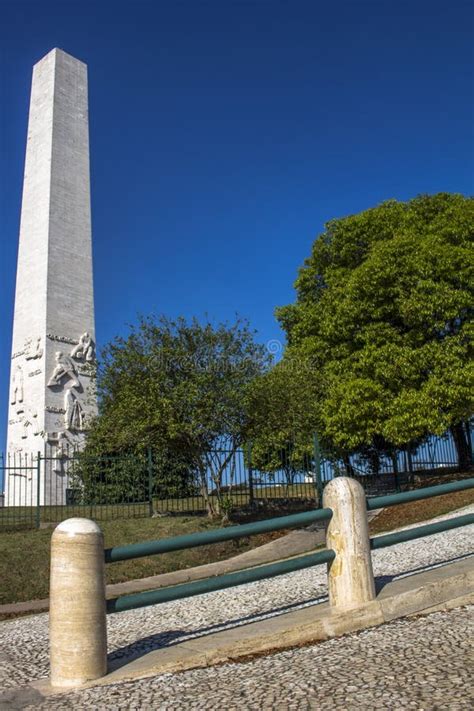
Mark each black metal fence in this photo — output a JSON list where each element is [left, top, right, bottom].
[[0, 426, 471, 530]]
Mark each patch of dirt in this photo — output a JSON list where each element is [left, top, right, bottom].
[[369, 485, 474, 535]]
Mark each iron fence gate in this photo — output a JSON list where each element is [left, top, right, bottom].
[[0, 426, 471, 530]]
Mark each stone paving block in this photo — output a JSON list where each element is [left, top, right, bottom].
[[31, 556, 474, 695]]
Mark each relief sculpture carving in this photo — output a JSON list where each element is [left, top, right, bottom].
[[64, 389, 85, 431], [11, 365, 24, 405], [52, 432, 68, 475], [71, 332, 95, 362], [24, 336, 43, 360], [47, 351, 80, 388], [19, 408, 40, 438]]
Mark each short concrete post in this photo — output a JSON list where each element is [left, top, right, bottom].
[[323, 477, 375, 609], [50, 518, 107, 687]]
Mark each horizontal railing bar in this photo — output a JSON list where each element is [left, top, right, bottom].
[[367, 477, 474, 510], [105, 508, 333, 563], [106, 548, 335, 614], [370, 513, 474, 550]]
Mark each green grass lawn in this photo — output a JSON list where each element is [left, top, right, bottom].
[[0, 515, 288, 607]]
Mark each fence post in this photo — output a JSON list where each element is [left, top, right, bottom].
[[465, 419, 473, 464], [147, 449, 154, 517], [406, 448, 414, 487], [50, 518, 107, 687], [247, 442, 254, 507], [323, 476, 375, 609], [313, 433, 323, 508], [35, 451, 41, 529], [392, 452, 400, 492]]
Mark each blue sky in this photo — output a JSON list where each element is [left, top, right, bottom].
[[0, 0, 473, 450]]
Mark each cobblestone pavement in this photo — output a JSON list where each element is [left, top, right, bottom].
[[21, 605, 474, 710], [0, 506, 473, 710]]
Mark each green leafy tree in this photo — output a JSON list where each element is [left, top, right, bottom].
[[83, 316, 270, 516], [70, 448, 199, 506], [277, 193, 474, 468], [247, 359, 316, 494]]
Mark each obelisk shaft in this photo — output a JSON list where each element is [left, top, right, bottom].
[[6, 49, 97, 505]]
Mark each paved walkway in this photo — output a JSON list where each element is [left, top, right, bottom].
[[16, 605, 474, 710], [1, 506, 473, 709]]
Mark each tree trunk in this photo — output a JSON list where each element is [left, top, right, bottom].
[[207, 449, 235, 520], [199, 467, 217, 518], [450, 422, 471, 471]]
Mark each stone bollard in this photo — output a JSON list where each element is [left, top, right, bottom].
[[323, 477, 375, 609], [50, 518, 107, 687]]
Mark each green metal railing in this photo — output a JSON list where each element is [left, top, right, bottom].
[[371, 513, 474, 550], [104, 477, 474, 616], [104, 508, 332, 563], [367, 477, 474, 510], [107, 549, 335, 614], [369, 477, 474, 550], [105, 507, 334, 613]]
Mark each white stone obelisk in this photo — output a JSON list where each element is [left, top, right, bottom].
[[6, 48, 97, 505]]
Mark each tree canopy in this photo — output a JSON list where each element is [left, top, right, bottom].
[[247, 358, 317, 487], [83, 315, 270, 515], [80, 193, 473, 509], [276, 193, 474, 466]]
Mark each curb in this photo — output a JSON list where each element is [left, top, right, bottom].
[[29, 556, 474, 696]]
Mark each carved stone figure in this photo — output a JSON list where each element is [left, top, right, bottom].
[[52, 432, 68, 474], [47, 351, 80, 388], [24, 336, 43, 360], [19, 408, 40, 439], [71, 332, 95, 362], [11, 365, 24, 405], [64, 389, 85, 431]]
